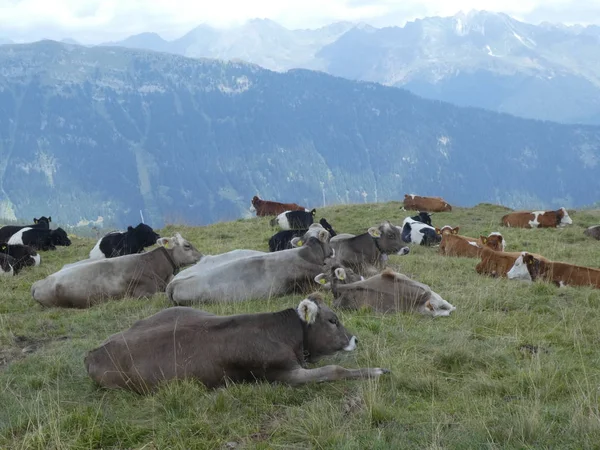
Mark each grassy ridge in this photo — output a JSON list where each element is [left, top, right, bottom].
[[1, 202, 600, 449]]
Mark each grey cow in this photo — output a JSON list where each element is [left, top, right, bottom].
[[167, 231, 334, 305], [330, 267, 456, 317], [84, 293, 389, 392], [31, 233, 202, 308], [330, 221, 410, 276]]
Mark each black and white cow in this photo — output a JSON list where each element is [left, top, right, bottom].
[[0, 243, 40, 272], [269, 219, 337, 252], [0, 215, 52, 243], [410, 212, 433, 227], [400, 217, 441, 246], [271, 209, 316, 230], [7, 227, 71, 251], [1, 253, 16, 276], [89, 223, 160, 259]]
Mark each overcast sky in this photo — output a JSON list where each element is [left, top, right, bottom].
[[1, 0, 599, 44]]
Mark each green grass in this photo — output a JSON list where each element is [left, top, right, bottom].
[[1, 201, 600, 449]]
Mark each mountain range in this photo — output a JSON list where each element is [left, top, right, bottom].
[[0, 41, 598, 229], [99, 11, 600, 125]]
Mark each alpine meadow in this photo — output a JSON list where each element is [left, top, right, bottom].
[[2, 202, 600, 449]]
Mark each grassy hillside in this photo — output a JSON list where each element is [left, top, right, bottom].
[[1, 201, 600, 449]]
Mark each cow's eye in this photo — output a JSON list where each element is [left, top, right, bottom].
[[329, 318, 338, 325]]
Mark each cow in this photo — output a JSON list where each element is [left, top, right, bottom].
[[501, 208, 573, 228], [1, 253, 16, 276], [167, 231, 335, 305], [584, 225, 600, 240], [31, 233, 201, 308], [439, 232, 505, 258], [330, 267, 456, 317], [0, 215, 52, 242], [400, 217, 441, 246], [507, 252, 600, 288], [269, 220, 336, 252], [410, 212, 433, 226], [250, 196, 307, 217], [403, 194, 452, 212], [84, 292, 389, 393], [7, 227, 71, 251], [0, 243, 40, 272], [270, 209, 316, 230], [476, 247, 548, 280], [329, 222, 410, 276], [89, 223, 160, 259]]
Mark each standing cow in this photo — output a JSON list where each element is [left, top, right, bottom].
[[84, 292, 389, 392]]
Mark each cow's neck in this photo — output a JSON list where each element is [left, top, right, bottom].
[[158, 246, 178, 272]]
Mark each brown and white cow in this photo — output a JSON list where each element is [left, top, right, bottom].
[[476, 247, 549, 280], [330, 267, 456, 317], [31, 233, 202, 308], [508, 252, 600, 288], [403, 194, 452, 212], [250, 195, 307, 217], [84, 293, 389, 392], [439, 232, 505, 258], [584, 225, 600, 240], [501, 208, 573, 228]]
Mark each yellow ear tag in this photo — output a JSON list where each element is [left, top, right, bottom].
[[318, 278, 326, 284], [297, 240, 303, 246], [527, 260, 532, 265], [304, 310, 310, 322]]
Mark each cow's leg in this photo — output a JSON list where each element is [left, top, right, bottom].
[[274, 365, 389, 385]]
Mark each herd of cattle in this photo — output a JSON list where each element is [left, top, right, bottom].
[[2, 193, 600, 393]]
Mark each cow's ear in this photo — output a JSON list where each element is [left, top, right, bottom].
[[127, 226, 133, 231], [334, 267, 346, 281], [452, 227, 459, 234], [435, 227, 441, 235], [314, 273, 328, 285], [368, 227, 381, 238], [480, 236, 487, 244], [317, 230, 329, 242], [157, 237, 171, 248], [0, 244, 6, 251], [290, 237, 303, 247], [48, 216, 51, 222], [33, 218, 38, 224], [297, 298, 318, 324]]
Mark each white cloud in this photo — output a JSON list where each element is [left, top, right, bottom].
[[0, 0, 596, 44]]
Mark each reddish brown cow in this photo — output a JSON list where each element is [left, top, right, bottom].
[[250, 196, 307, 217], [501, 207, 573, 228], [508, 252, 600, 288], [439, 232, 505, 258], [476, 247, 548, 279], [403, 194, 452, 212]]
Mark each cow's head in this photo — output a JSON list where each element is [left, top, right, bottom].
[[557, 207, 573, 227], [442, 202, 452, 212], [314, 265, 364, 289], [368, 222, 408, 255], [411, 212, 432, 226], [297, 293, 357, 362], [291, 224, 330, 248], [480, 233, 505, 252], [294, 233, 335, 263], [507, 252, 539, 282], [436, 225, 459, 236], [33, 216, 51, 228], [250, 196, 260, 209], [131, 223, 160, 247], [157, 233, 202, 268], [50, 228, 71, 246]]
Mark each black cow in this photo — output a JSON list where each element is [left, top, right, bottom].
[[0, 243, 40, 272], [89, 223, 160, 259], [1, 253, 17, 276], [7, 227, 71, 251], [0, 215, 52, 243], [410, 212, 433, 226], [271, 209, 316, 230]]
